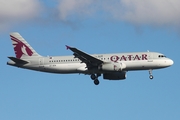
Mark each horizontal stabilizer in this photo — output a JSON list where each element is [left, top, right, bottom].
[[8, 57, 29, 64]]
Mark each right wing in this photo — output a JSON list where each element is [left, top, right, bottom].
[[66, 45, 103, 68]]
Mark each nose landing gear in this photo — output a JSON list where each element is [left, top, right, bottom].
[[149, 69, 154, 79], [90, 74, 101, 85]]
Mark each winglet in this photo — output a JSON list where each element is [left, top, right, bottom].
[[66, 45, 71, 50]]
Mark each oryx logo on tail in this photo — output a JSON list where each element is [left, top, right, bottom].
[[10, 35, 33, 59]]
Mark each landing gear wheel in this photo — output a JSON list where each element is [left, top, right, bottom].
[[149, 69, 153, 80], [90, 74, 101, 85], [149, 75, 153, 79], [94, 79, 99, 85], [91, 74, 96, 80]]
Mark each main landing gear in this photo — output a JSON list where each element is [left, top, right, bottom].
[[91, 74, 101, 85], [149, 69, 154, 79]]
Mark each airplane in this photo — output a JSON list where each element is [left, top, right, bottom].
[[7, 32, 174, 85]]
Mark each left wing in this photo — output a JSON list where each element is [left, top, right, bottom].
[[66, 45, 103, 68]]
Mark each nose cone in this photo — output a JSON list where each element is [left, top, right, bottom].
[[166, 59, 174, 66], [169, 59, 174, 66], [157, 58, 174, 68]]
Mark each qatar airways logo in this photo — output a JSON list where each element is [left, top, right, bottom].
[[10, 35, 33, 59], [110, 54, 148, 62]]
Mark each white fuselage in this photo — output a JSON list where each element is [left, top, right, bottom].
[[7, 52, 173, 74]]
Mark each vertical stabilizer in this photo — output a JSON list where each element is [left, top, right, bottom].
[[10, 32, 41, 59]]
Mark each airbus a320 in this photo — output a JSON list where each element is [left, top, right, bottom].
[[7, 32, 174, 85]]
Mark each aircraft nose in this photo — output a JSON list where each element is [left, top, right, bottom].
[[167, 59, 174, 66], [169, 59, 174, 66]]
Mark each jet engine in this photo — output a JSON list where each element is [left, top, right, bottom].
[[99, 62, 126, 71], [103, 72, 126, 80]]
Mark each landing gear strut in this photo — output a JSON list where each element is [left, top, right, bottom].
[[149, 69, 154, 79], [90, 74, 101, 85]]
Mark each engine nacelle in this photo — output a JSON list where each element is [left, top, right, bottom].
[[103, 72, 126, 80], [99, 62, 126, 71]]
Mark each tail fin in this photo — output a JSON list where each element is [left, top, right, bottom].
[[10, 32, 41, 59]]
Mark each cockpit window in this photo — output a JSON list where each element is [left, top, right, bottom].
[[158, 55, 166, 58]]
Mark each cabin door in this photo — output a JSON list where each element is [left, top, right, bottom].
[[39, 58, 44, 66], [148, 53, 153, 62]]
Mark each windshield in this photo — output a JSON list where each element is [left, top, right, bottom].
[[158, 55, 166, 58]]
